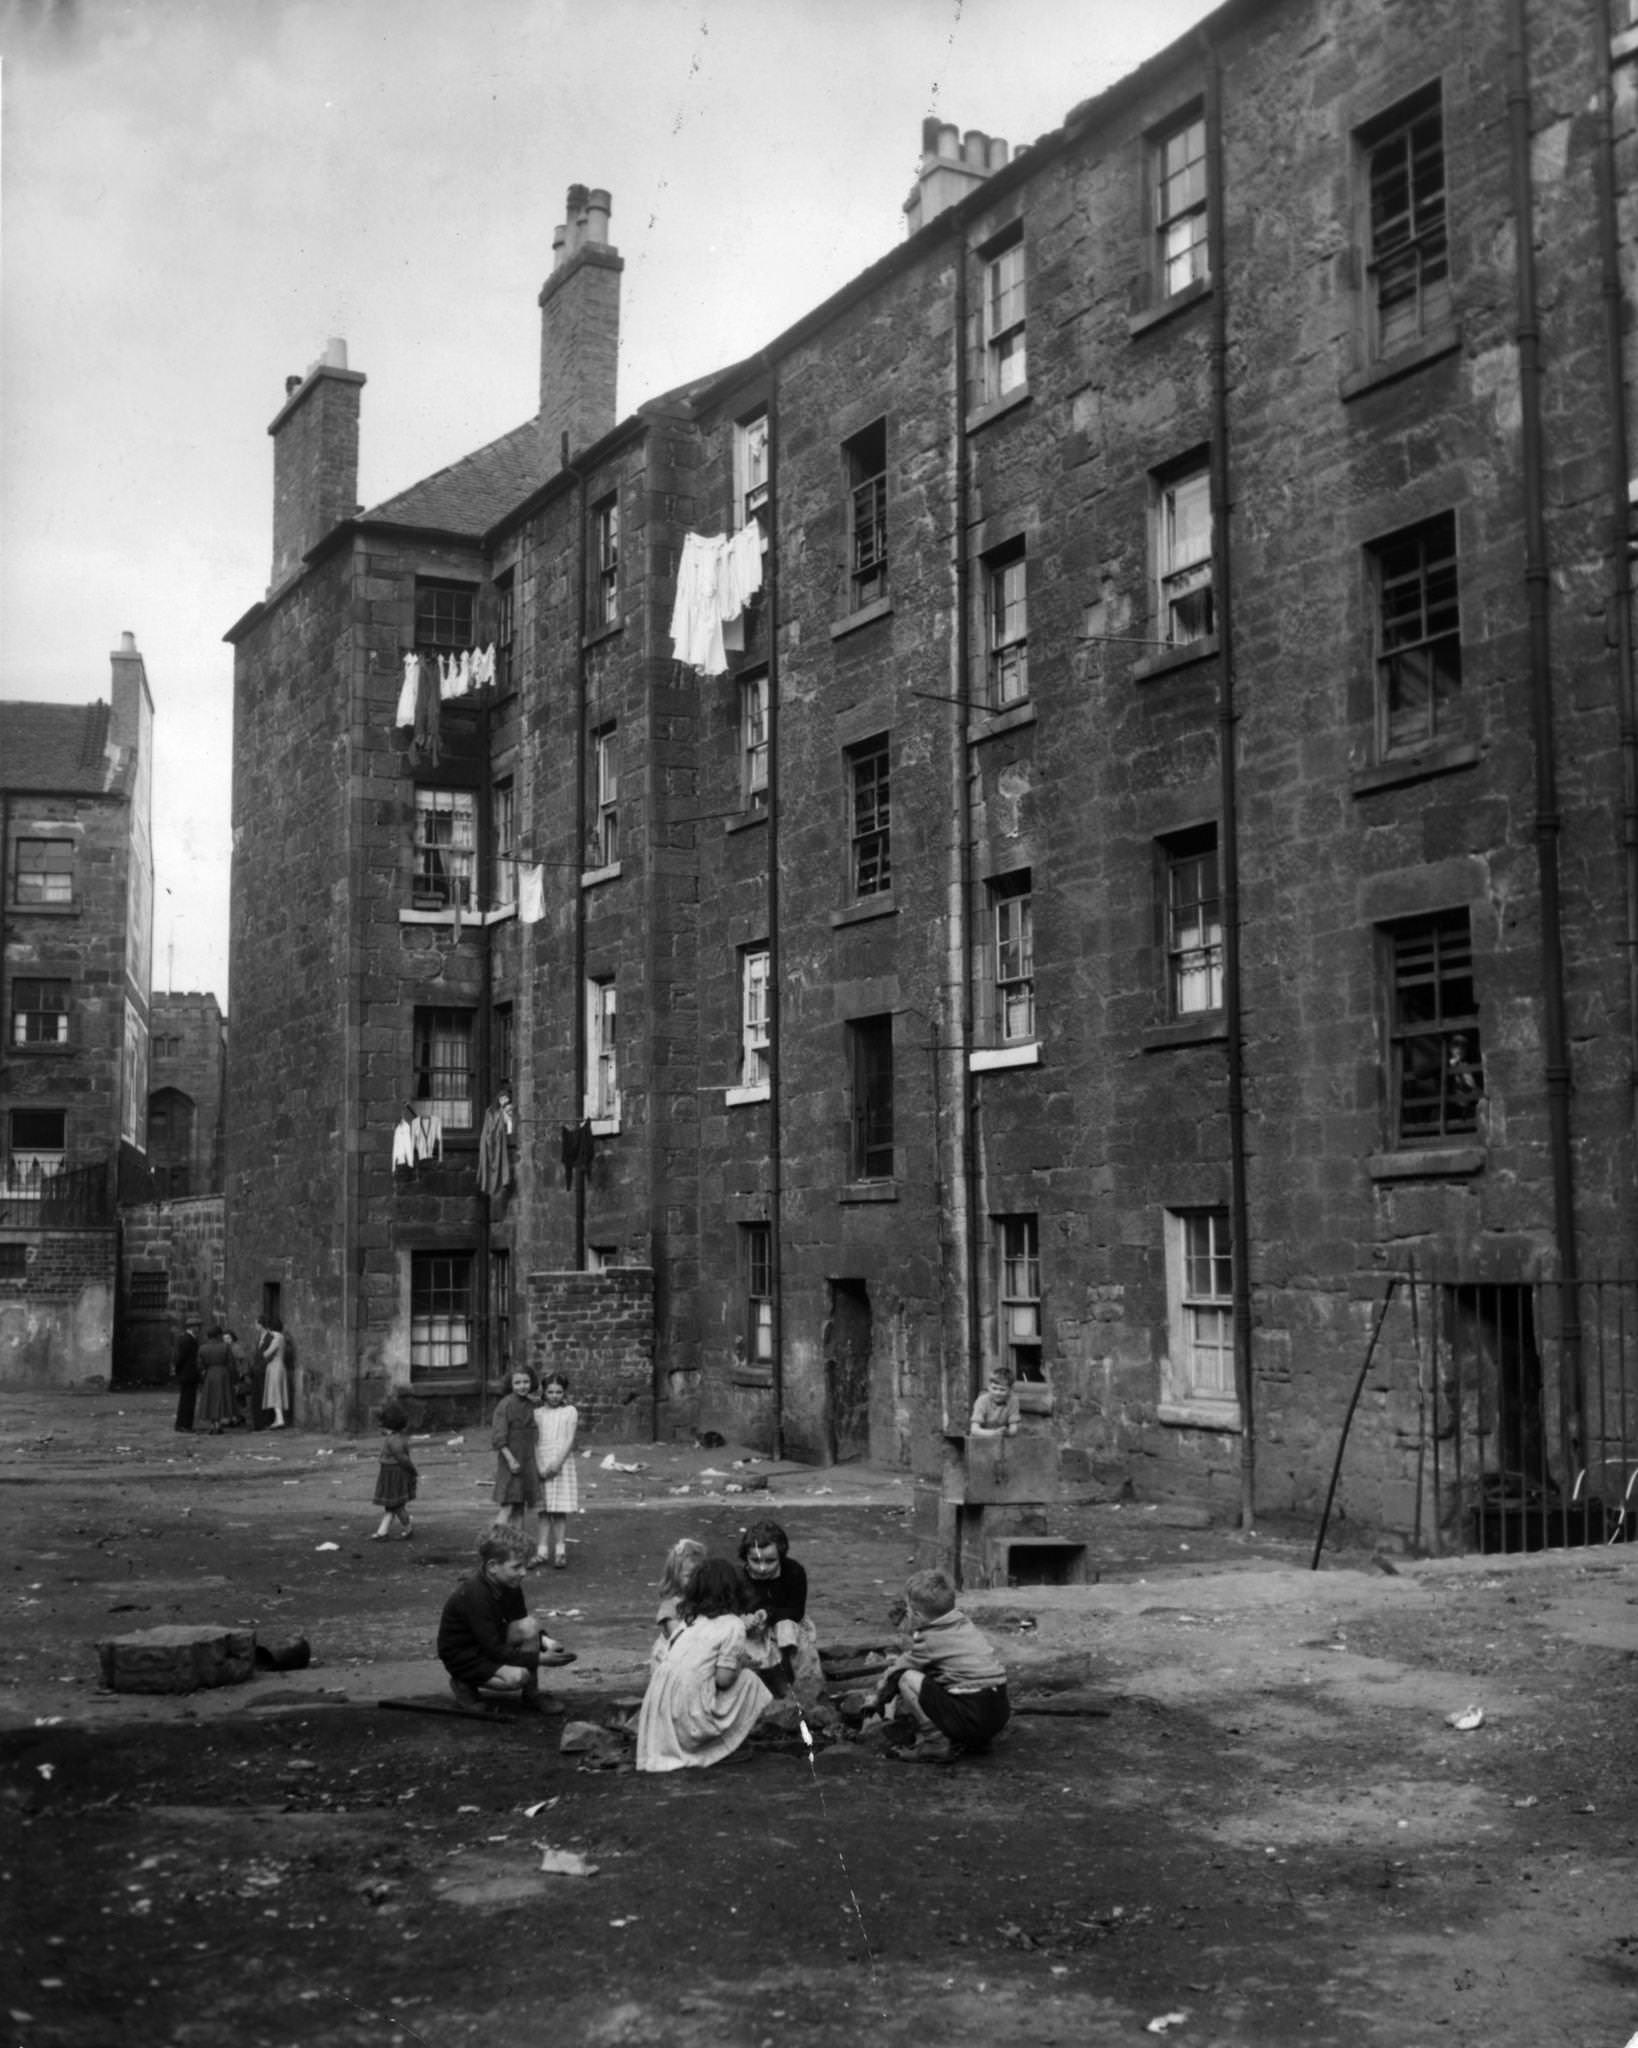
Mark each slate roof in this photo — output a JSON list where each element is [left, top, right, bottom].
[[362, 419, 549, 536], [0, 699, 125, 795]]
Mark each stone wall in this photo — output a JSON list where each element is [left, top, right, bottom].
[[0, 1228, 116, 1386], [118, 1195, 226, 1385]]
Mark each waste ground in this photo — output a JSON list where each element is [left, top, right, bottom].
[[2, 1388, 1636, 2047]]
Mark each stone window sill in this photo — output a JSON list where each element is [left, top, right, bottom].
[[1368, 1145, 1485, 1181], [401, 905, 514, 927], [11, 1043, 75, 1057], [1351, 740, 1480, 797], [1340, 322, 1462, 401], [9, 903, 78, 917], [725, 809, 769, 836], [964, 385, 1031, 436], [408, 1377, 482, 1398], [1127, 275, 1213, 339], [969, 702, 1036, 745], [830, 597, 893, 641], [581, 861, 622, 889], [730, 1370, 775, 1390], [583, 619, 623, 650], [1158, 1400, 1243, 1433], [1132, 634, 1219, 684], [830, 894, 897, 930], [724, 1084, 771, 1107], [1142, 1014, 1226, 1051], [839, 1180, 898, 1204], [969, 1043, 1041, 1072], [586, 1114, 621, 1138]]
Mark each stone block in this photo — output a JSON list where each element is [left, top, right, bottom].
[[96, 1623, 257, 1694]]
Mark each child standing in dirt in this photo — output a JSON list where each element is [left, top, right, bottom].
[[532, 1370, 579, 1568], [650, 1537, 707, 1670], [490, 1367, 542, 1542], [874, 1566, 1010, 1763], [371, 1400, 418, 1540]]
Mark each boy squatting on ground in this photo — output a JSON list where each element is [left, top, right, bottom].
[[436, 1527, 573, 1715], [875, 1567, 1010, 1762]]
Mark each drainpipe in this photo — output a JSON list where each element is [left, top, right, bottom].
[[758, 352, 787, 1460], [568, 434, 590, 1273], [345, 589, 364, 1431], [1201, 30, 1256, 1529], [1507, 0, 1583, 1442], [478, 677, 494, 1387], [1593, 0, 1638, 1149], [953, 223, 983, 1429]]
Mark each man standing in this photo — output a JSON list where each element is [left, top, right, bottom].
[[171, 1315, 202, 1433]]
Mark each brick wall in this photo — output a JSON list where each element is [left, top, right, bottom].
[[526, 1266, 654, 1442], [0, 1228, 116, 1386]]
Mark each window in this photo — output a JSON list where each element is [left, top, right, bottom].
[[7, 1108, 65, 1184], [847, 734, 891, 899], [12, 979, 68, 1046], [14, 838, 74, 907], [587, 977, 619, 1121], [492, 1002, 514, 1093], [413, 788, 476, 909], [1156, 459, 1214, 647], [147, 1089, 195, 1172], [592, 727, 619, 867], [996, 1214, 1043, 1380], [985, 544, 1029, 707], [491, 779, 516, 907], [848, 1014, 894, 1181], [741, 672, 769, 810], [1364, 86, 1450, 359], [989, 873, 1035, 1044], [1153, 111, 1208, 299], [845, 420, 888, 610], [1387, 911, 1483, 1145], [412, 1008, 474, 1131], [742, 1222, 774, 1367], [740, 946, 771, 1089], [593, 494, 620, 628], [495, 570, 515, 693], [1371, 513, 1461, 755], [1163, 826, 1223, 1017], [735, 411, 770, 530], [981, 233, 1026, 400], [490, 1248, 511, 1381], [1165, 1208, 1236, 1411], [128, 1269, 170, 1312], [411, 1251, 473, 1376], [414, 579, 476, 654]]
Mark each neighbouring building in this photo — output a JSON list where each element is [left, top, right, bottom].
[[0, 633, 155, 1386], [225, 0, 1638, 1558]]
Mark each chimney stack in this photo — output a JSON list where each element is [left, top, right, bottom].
[[266, 337, 366, 592], [109, 630, 152, 759], [903, 118, 1011, 234], [539, 184, 623, 473]]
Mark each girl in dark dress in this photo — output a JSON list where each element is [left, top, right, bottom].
[[371, 1400, 418, 1539], [490, 1367, 542, 1545]]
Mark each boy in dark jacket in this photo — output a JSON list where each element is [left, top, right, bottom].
[[436, 1527, 572, 1714]]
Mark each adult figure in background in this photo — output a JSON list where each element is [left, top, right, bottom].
[[195, 1325, 236, 1434], [170, 1316, 202, 1433], [261, 1317, 291, 1429]]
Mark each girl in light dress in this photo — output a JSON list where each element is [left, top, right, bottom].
[[650, 1537, 707, 1672], [635, 1558, 767, 1773], [532, 1370, 579, 1568]]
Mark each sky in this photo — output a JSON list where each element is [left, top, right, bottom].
[[0, 0, 1219, 1005]]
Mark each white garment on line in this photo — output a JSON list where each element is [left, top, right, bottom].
[[395, 654, 420, 728], [391, 1119, 416, 1170], [410, 1114, 443, 1163], [517, 864, 546, 924]]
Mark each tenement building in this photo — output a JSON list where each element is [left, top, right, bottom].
[[226, 0, 1638, 1555]]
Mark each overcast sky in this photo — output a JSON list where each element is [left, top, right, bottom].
[[0, 0, 1217, 1004]]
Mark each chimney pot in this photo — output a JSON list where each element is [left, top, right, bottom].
[[936, 122, 960, 160], [119, 631, 138, 655], [585, 189, 612, 244], [323, 337, 349, 369], [285, 374, 302, 395], [964, 128, 990, 168]]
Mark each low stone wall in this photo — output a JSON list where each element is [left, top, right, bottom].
[[0, 1228, 117, 1387]]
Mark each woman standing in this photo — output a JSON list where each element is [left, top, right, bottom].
[[195, 1326, 236, 1434], [261, 1318, 290, 1430]]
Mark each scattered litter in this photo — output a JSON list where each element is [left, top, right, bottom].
[[445, 1436, 465, 1449], [457, 1805, 480, 1813], [1511, 1795, 1538, 1809], [281, 1481, 301, 1487], [33, 1717, 62, 1728], [600, 1454, 644, 1473], [522, 1798, 557, 1818], [538, 1846, 598, 1877], [37, 1764, 55, 1781], [668, 1485, 693, 1495], [1446, 1705, 1485, 1732], [314, 1449, 334, 1458], [314, 1542, 339, 1552], [1146, 2015, 1188, 2035], [608, 1916, 638, 1927], [38, 1980, 63, 1991], [809, 1486, 835, 1496]]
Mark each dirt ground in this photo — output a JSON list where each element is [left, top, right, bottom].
[[2, 1387, 1636, 2048]]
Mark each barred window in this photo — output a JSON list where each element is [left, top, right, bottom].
[[743, 1222, 773, 1366], [845, 420, 888, 610], [1388, 911, 1483, 1145], [848, 1014, 894, 1182], [1365, 87, 1450, 358], [413, 788, 476, 909], [412, 1008, 474, 1131], [411, 1251, 473, 1376], [847, 735, 891, 899], [996, 1214, 1043, 1381], [1372, 513, 1461, 755]]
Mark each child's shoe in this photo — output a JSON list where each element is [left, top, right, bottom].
[[890, 1731, 959, 1764]]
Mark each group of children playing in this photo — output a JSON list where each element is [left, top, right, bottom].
[[433, 1511, 1011, 1771]]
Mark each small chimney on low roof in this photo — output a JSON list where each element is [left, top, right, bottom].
[[903, 117, 1011, 234]]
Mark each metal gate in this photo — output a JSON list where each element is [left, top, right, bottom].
[[1412, 1272, 1637, 1555]]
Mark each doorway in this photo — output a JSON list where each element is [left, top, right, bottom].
[[826, 1278, 873, 1465]]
